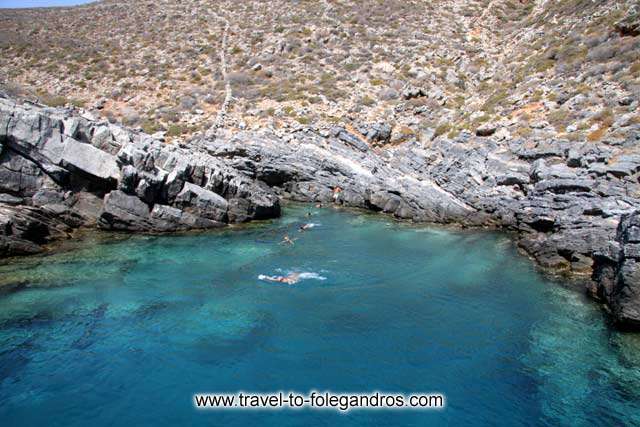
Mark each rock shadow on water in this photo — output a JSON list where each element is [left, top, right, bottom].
[[130, 300, 188, 322], [188, 312, 277, 366], [0, 338, 37, 388], [70, 303, 109, 350], [0, 308, 62, 330]]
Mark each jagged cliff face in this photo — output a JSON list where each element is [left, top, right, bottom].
[[1, 95, 640, 328], [0, 0, 638, 145], [0, 95, 282, 256]]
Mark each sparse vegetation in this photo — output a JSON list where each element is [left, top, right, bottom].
[[0, 0, 636, 143]]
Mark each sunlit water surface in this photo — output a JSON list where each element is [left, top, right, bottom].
[[0, 205, 639, 426]]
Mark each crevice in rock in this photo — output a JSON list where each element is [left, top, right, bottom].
[[2, 136, 67, 188]]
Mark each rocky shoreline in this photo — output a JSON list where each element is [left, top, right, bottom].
[[1, 94, 639, 329]]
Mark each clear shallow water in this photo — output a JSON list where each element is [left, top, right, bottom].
[[0, 205, 639, 426]]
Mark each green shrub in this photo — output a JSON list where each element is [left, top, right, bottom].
[[434, 123, 452, 138], [362, 95, 376, 106], [39, 94, 68, 107], [141, 119, 162, 134], [166, 124, 185, 137]]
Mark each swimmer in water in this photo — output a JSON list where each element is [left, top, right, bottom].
[[299, 223, 314, 232], [281, 235, 296, 245], [259, 272, 301, 285]]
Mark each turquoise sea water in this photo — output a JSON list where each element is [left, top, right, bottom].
[[0, 205, 639, 426]]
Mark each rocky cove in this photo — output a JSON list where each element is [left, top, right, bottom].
[[1, 93, 640, 329]]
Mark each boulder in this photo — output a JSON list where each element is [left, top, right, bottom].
[[402, 86, 426, 100], [365, 123, 392, 145], [335, 129, 369, 152], [150, 204, 222, 231], [476, 123, 497, 137], [606, 212, 640, 329], [496, 173, 530, 186], [534, 178, 594, 194], [61, 140, 119, 185], [614, 13, 640, 37], [175, 182, 229, 222], [98, 190, 151, 231]]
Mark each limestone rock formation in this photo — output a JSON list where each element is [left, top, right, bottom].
[[0, 96, 282, 244], [1, 94, 640, 329]]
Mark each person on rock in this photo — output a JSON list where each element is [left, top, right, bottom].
[[332, 186, 343, 202]]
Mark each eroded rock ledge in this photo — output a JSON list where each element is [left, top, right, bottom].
[[1, 95, 640, 329]]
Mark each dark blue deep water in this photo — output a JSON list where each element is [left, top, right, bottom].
[[0, 205, 639, 426]]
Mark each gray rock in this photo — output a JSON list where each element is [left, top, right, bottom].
[[496, 173, 530, 186], [61, 140, 119, 184], [364, 123, 392, 145], [175, 182, 229, 222], [150, 204, 222, 231], [119, 165, 138, 194], [336, 129, 369, 152], [614, 13, 640, 37], [476, 123, 497, 137], [98, 190, 151, 231], [402, 86, 425, 100], [534, 178, 594, 194], [0, 194, 23, 205], [596, 212, 640, 329]]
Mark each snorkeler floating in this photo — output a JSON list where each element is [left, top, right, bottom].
[[258, 272, 327, 285], [258, 272, 301, 285], [263, 216, 326, 286], [299, 223, 314, 232], [281, 235, 297, 245]]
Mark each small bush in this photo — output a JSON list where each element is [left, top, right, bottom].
[[122, 108, 140, 126], [70, 99, 86, 109], [40, 94, 68, 107], [361, 95, 376, 106], [482, 88, 509, 114], [587, 43, 617, 62], [434, 123, 452, 138], [587, 126, 607, 142], [227, 72, 251, 85], [548, 109, 571, 132], [141, 119, 162, 134], [591, 108, 614, 127], [344, 62, 361, 72], [166, 124, 186, 137]]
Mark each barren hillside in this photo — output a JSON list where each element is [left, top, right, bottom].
[[0, 0, 638, 145]]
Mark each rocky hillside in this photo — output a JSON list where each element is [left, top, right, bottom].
[[0, 0, 638, 145], [0, 1, 640, 327]]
